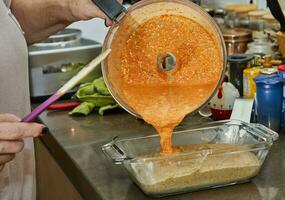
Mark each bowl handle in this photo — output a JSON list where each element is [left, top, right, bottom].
[[102, 137, 129, 164], [251, 123, 279, 142], [91, 0, 126, 21]]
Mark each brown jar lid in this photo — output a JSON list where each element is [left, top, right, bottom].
[[262, 14, 278, 23], [225, 4, 257, 13], [248, 10, 269, 18], [222, 28, 252, 42]]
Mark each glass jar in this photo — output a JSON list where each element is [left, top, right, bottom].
[[262, 14, 280, 31], [213, 8, 226, 28], [236, 12, 250, 28], [248, 10, 268, 31], [225, 4, 257, 28], [224, 5, 237, 28]]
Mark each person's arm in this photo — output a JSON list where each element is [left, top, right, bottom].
[[0, 114, 43, 171], [10, 0, 115, 44]]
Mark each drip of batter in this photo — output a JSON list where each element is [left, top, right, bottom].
[[117, 14, 222, 154]]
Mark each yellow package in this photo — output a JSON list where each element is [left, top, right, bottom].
[[243, 67, 260, 98]]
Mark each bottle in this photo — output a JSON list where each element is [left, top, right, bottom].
[[254, 74, 283, 132], [243, 67, 260, 98]]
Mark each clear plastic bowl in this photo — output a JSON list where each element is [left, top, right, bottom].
[[101, 0, 227, 118], [102, 120, 278, 197]]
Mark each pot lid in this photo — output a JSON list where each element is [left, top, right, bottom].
[[41, 29, 81, 43], [33, 28, 81, 47], [254, 74, 283, 84], [222, 28, 252, 42]]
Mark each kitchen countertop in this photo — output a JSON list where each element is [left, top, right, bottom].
[[38, 109, 285, 200]]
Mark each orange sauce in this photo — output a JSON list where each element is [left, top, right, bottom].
[[119, 14, 222, 154]]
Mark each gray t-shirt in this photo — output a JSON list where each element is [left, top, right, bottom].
[[0, 0, 34, 199]]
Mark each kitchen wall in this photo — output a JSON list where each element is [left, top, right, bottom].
[[68, 0, 283, 44], [68, 19, 108, 44], [280, 0, 285, 9]]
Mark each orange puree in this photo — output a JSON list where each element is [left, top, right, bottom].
[[119, 14, 222, 154]]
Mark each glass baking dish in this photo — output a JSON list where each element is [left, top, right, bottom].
[[102, 120, 278, 197]]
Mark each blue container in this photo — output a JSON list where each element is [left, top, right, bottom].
[[278, 71, 285, 129], [254, 74, 283, 132]]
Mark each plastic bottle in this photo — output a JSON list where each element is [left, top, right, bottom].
[[254, 74, 283, 131]]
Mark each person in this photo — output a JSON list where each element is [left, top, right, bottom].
[[0, 0, 121, 199]]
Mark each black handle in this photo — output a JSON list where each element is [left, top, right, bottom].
[[267, 0, 285, 32], [92, 0, 126, 21]]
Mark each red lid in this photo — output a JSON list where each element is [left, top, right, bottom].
[[278, 64, 285, 72]]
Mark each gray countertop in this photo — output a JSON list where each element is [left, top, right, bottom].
[[39, 110, 285, 200]]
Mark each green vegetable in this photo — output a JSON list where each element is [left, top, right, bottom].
[[93, 77, 110, 95], [98, 104, 120, 116], [69, 102, 95, 116], [69, 77, 119, 116]]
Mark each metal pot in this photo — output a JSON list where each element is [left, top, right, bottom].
[[222, 28, 252, 56]]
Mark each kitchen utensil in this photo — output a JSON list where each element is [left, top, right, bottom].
[[47, 101, 80, 110], [266, 0, 285, 32], [228, 54, 254, 96], [21, 49, 111, 122], [99, 0, 226, 118], [209, 82, 240, 121], [254, 74, 283, 131], [28, 28, 102, 101], [102, 120, 278, 197], [222, 28, 252, 55]]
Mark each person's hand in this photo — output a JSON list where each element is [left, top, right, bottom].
[[67, 0, 123, 26], [11, 0, 124, 43], [0, 114, 44, 171]]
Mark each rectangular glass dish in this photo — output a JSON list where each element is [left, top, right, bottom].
[[102, 120, 278, 197]]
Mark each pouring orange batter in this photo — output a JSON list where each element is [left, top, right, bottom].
[[115, 14, 222, 154]]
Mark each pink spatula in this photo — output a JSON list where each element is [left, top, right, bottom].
[[21, 49, 111, 122]]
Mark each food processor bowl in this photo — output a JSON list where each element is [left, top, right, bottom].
[[101, 0, 227, 118]]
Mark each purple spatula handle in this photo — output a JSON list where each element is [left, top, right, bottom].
[[21, 94, 61, 122]]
